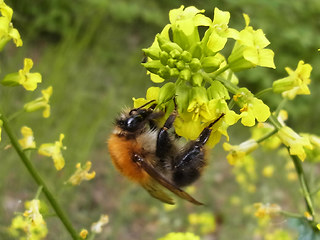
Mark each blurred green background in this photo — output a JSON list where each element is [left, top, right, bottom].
[[0, 0, 320, 239]]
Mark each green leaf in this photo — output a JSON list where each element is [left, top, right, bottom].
[[288, 218, 320, 240]]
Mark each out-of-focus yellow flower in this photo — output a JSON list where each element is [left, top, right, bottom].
[[273, 61, 312, 100], [91, 215, 109, 234], [317, 223, 320, 231], [24, 86, 53, 118], [158, 232, 200, 240], [79, 229, 88, 239], [278, 126, 312, 161], [251, 122, 281, 150], [66, 161, 96, 186], [223, 139, 258, 165], [9, 215, 48, 240], [262, 165, 274, 178], [265, 230, 293, 240], [18, 126, 36, 150], [304, 211, 313, 221], [233, 88, 270, 127], [38, 133, 66, 170], [300, 133, 320, 162], [228, 14, 275, 71], [0, 0, 22, 48], [188, 212, 215, 234], [254, 202, 281, 218], [23, 199, 44, 226]]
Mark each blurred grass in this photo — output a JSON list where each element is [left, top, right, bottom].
[[0, 0, 319, 239]]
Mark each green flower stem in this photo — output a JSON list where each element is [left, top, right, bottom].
[[280, 210, 304, 219], [256, 128, 278, 144], [0, 113, 80, 240], [254, 87, 273, 99], [267, 113, 316, 220], [208, 64, 230, 79], [216, 77, 239, 94], [290, 153, 315, 218], [275, 99, 287, 116]]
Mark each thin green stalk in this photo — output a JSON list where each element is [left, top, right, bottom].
[[289, 153, 315, 218], [0, 113, 80, 240], [255, 87, 273, 99], [256, 128, 278, 144], [208, 64, 230, 79], [280, 210, 304, 219], [274, 98, 287, 116]]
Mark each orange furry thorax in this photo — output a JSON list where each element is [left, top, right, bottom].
[[108, 133, 150, 184]]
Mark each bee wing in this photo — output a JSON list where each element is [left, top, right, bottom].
[[136, 155, 203, 205], [141, 179, 175, 205]]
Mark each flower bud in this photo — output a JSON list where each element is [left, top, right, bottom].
[[158, 82, 176, 105], [142, 60, 163, 74], [142, 48, 160, 60], [169, 49, 181, 59], [167, 58, 176, 68], [179, 69, 191, 81], [201, 56, 223, 73], [158, 66, 171, 79], [170, 68, 180, 77], [191, 73, 203, 86], [181, 51, 192, 63], [189, 58, 201, 72], [157, 34, 183, 53], [176, 60, 185, 70], [160, 51, 169, 65]]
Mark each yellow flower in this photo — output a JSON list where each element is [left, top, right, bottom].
[[91, 215, 109, 234], [9, 215, 48, 240], [23, 199, 45, 226], [79, 229, 88, 239], [38, 133, 66, 170], [0, 0, 22, 48], [278, 126, 312, 161], [304, 211, 313, 221], [18, 126, 36, 149], [253, 202, 281, 218], [234, 88, 270, 127], [262, 165, 274, 178], [133, 86, 160, 108], [66, 161, 96, 185], [273, 60, 312, 100], [158, 232, 200, 240], [300, 133, 320, 162], [223, 139, 258, 165], [24, 86, 53, 118], [19, 58, 42, 91], [228, 14, 275, 71], [188, 212, 216, 234], [205, 8, 239, 53], [251, 122, 281, 150]]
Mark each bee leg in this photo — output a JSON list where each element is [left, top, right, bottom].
[[172, 114, 225, 187], [156, 111, 177, 159]]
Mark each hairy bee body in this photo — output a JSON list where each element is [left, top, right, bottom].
[[108, 103, 224, 205]]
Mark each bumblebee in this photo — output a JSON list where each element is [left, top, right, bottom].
[[108, 100, 224, 205]]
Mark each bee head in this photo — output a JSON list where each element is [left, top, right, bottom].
[[116, 108, 154, 132]]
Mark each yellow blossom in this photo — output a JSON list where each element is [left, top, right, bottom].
[[133, 87, 160, 108], [158, 232, 200, 240], [24, 86, 52, 118], [254, 202, 281, 218], [66, 161, 96, 185], [38, 133, 66, 170], [223, 139, 258, 165], [91, 215, 109, 234], [23, 199, 45, 226], [228, 14, 275, 71], [0, 0, 22, 48], [234, 88, 270, 127], [188, 212, 215, 234], [273, 61, 312, 100], [18, 126, 36, 149], [304, 211, 313, 221], [262, 165, 274, 178], [278, 126, 313, 161], [79, 229, 88, 239]]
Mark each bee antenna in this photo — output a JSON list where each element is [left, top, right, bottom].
[[129, 100, 156, 115]]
